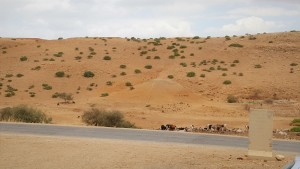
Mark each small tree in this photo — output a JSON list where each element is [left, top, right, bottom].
[[54, 92, 73, 103]]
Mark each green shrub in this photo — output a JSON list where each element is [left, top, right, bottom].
[[248, 36, 256, 40], [227, 95, 238, 103], [101, 93, 109, 97], [55, 71, 65, 77], [290, 127, 300, 132], [223, 80, 232, 85], [229, 43, 243, 47], [0, 105, 52, 123], [225, 35, 231, 40], [82, 108, 136, 128], [290, 119, 300, 126], [83, 71, 95, 78], [255, 64, 262, 68], [103, 56, 111, 60], [134, 69, 141, 74], [180, 45, 187, 49], [53, 52, 64, 57], [186, 72, 196, 77], [120, 65, 126, 69], [180, 62, 187, 67], [20, 56, 28, 61], [144, 65, 152, 69], [42, 84, 52, 90], [106, 81, 112, 86]]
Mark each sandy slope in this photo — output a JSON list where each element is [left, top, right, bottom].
[[0, 32, 299, 129], [0, 133, 296, 169]]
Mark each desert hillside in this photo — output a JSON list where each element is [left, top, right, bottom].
[[0, 32, 299, 129]]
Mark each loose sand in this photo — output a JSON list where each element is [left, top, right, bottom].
[[0, 133, 297, 169]]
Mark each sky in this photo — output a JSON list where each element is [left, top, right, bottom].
[[1, 0, 300, 39]]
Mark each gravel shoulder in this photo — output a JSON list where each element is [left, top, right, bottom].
[[0, 133, 297, 169]]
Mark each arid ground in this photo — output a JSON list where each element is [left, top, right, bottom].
[[1, 32, 299, 130]]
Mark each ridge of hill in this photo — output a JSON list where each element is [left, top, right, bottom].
[[0, 32, 299, 129]]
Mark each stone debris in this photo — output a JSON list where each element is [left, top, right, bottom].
[[275, 154, 285, 161]]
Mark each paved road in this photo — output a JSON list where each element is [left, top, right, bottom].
[[1, 122, 299, 153]]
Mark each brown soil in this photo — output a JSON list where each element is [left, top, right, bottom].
[[0, 32, 299, 131]]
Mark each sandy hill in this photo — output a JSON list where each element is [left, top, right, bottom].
[[0, 32, 299, 129]]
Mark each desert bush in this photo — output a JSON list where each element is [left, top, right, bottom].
[[120, 72, 126, 76], [146, 56, 151, 59], [83, 71, 95, 78], [58, 37, 63, 40], [290, 126, 300, 132], [200, 74, 205, 78], [192, 36, 200, 39], [55, 71, 65, 77], [53, 52, 64, 57], [144, 65, 152, 69], [233, 60, 239, 63], [120, 65, 127, 69], [290, 63, 298, 66], [227, 95, 238, 103], [106, 81, 112, 86], [75, 56, 82, 60], [101, 93, 109, 97], [230, 64, 236, 67], [82, 108, 136, 128], [186, 72, 196, 77], [125, 82, 132, 86], [223, 80, 232, 85], [238, 73, 244, 76], [29, 65, 39, 71], [0, 105, 52, 123], [154, 56, 160, 59], [168, 75, 174, 79], [255, 64, 262, 68], [42, 84, 52, 90], [269, 41, 273, 43], [103, 56, 111, 60], [180, 45, 187, 49], [20, 56, 28, 61], [6, 74, 13, 78], [52, 92, 73, 103], [180, 62, 187, 67], [225, 35, 231, 40], [290, 119, 300, 126], [222, 73, 227, 76], [16, 73, 24, 78], [134, 69, 141, 74], [169, 55, 175, 59], [229, 43, 243, 47]]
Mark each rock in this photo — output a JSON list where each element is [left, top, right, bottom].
[[275, 154, 285, 161], [236, 129, 243, 133], [278, 131, 287, 136]]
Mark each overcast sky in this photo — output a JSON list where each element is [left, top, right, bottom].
[[1, 0, 299, 39]]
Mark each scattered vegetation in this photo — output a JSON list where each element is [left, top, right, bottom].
[[83, 71, 95, 78], [134, 69, 141, 74], [55, 71, 65, 77], [20, 56, 28, 61], [144, 65, 152, 69], [186, 72, 196, 77], [223, 80, 232, 85], [200, 74, 205, 78], [229, 43, 243, 48], [0, 105, 52, 123], [101, 93, 109, 97], [167, 75, 174, 79], [290, 119, 300, 126], [82, 108, 136, 128], [52, 92, 73, 103], [103, 56, 111, 60], [120, 65, 126, 69], [255, 64, 262, 68], [42, 84, 52, 90], [53, 52, 64, 57], [227, 95, 238, 103], [290, 127, 300, 132], [290, 63, 298, 66]]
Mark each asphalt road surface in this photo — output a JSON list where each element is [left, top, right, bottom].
[[0, 122, 299, 153]]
